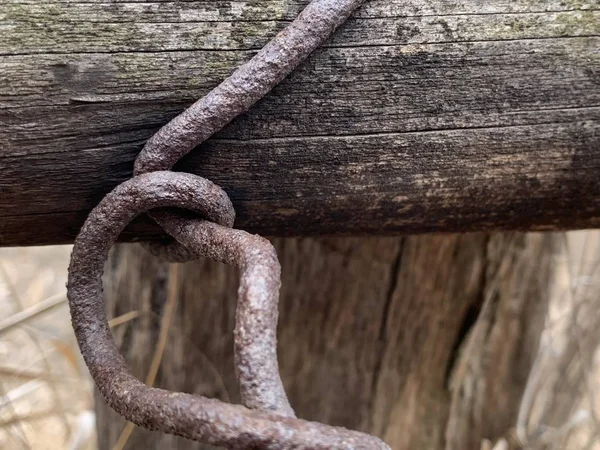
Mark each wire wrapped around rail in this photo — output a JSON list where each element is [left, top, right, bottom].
[[66, 1, 391, 448]]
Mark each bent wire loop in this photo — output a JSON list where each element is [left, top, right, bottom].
[[67, 1, 391, 448]]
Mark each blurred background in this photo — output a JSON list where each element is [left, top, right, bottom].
[[1, 231, 600, 450]]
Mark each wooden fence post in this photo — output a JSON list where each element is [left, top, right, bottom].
[[97, 232, 555, 449]]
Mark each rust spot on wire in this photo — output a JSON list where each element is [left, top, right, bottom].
[[68, 0, 391, 448], [67, 173, 389, 449]]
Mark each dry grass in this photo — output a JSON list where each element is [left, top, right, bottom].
[[1, 232, 600, 449], [0, 246, 93, 450]]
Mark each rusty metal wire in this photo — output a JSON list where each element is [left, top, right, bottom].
[[67, 0, 391, 448], [67, 172, 388, 448]]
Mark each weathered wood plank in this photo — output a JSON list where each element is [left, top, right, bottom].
[[97, 232, 556, 449], [1, 0, 599, 245], [4, 5, 599, 54]]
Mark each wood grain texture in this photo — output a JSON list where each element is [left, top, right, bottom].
[[97, 232, 556, 449], [1, 0, 599, 244]]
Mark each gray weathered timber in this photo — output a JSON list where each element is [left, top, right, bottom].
[[1, 0, 599, 245], [98, 232, 556, 449]]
